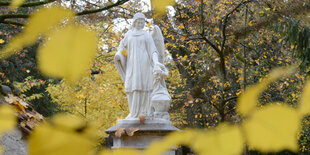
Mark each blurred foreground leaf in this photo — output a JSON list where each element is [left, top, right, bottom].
[[299, 80, 310, 116], [243, 104, 299, 152], [38, 25, 97, 82], [238, 67, 294, 116], [151, 0, 175, 17], [0, 6, 74, 59], [99, 149, 139, 155], [0, 105, 17, 135], [191, 124, 244, 155], [29, 114, 97, 155], [146, 124, 243, 155], [10, 0, 26, 8]]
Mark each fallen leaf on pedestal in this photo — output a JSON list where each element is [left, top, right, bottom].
[[125, 127, 139, 136], [139, 115, 146, 125], [11, 101, 24, 112], [115, 127, 125, 138]]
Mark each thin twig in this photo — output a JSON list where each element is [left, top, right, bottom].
[[0, 0, 56, 7], [76, 0, 129, 16]]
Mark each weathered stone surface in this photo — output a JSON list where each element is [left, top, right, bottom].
[[115, 13, 171, 120], [0, 129, 27, 155], [106, 119, 179, 155], [106, 119, 178, 133]]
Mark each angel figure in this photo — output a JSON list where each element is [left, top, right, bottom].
[[114, 13, 170, 120], [151, 25, 171, 120]]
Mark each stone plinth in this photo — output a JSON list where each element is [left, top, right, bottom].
[[105, 119, 179, 153]]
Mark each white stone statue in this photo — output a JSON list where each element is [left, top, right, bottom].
[[151, 26, 171, 120], [114, 13, 171, 121]]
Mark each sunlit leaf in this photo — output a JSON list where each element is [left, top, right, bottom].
[[0, 6, 74, 59], [299, 80, 310, 116], [99, 149, 139, 155], [151, 0, 175, 17], [29, 114, 96, 155], [238, 67, 294, 116], [121, 49, 128, 58], [37, 25, 97, 82], [10, 0, 26, 8], [0, 105, 17, 135], [191, 124, 244, 155], [145, 130, 197, 155], [243, 104, 299, 152], [0, 146, 3, 154], [0, 39, 4, 44], [181, 34, 187, 42], [52, 114, 87, 131], [146, 123, 243, 155]]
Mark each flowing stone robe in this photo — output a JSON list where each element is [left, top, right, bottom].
[[115, 29, 158, 119]]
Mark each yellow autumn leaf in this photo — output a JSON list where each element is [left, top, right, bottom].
[[238, 67, 294, 116], [121, 49, 128, 58], [145, 130, 197, 155], [51, 114, 86, 131], [0, 6, 74, 59], [249, 21, 253, 27], [181, 34, 187, 42], [0, 105, 17, 135], [298, 80, 310, 116], [147, 22, 152, 28], [29, 114, 96, 155], [99, 149, 139, 155], [10, 0, 26, 8], [243, 104, 299, 152], [37, 25, 97, 82], [151, 0, 175, 17], [237, 83, 266, 116], [146, 124, 243, 155], [191, 123, 244, 155]]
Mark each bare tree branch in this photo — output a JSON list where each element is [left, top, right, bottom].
[[186, 36, 221, 54], [0, 14, 30, 20], [221, 0, 254, 52], [0, 0, 56, 7], [219, 0, 255, 81], [2, 20, 24, 26], [0, 14, 28, 26], [0, 0, 129, 26], [76, 0, 129, 16]]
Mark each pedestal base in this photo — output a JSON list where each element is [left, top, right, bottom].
[[105, 119, 179, 153]]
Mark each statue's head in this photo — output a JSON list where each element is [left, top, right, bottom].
[[132, 12, 145, 30]]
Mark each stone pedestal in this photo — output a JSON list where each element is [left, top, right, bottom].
[[105, 119, 179, 154]]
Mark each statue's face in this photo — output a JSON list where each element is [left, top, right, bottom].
[[134, 18, 145, 30]]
